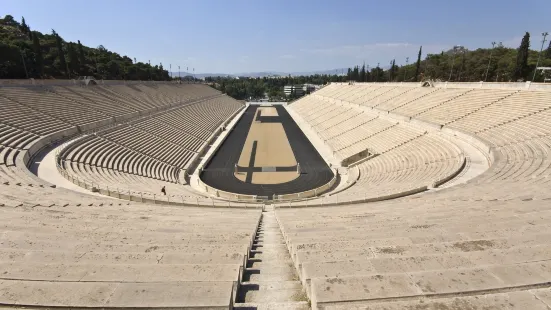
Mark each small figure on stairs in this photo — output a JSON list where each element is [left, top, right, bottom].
[[161, 186, 166, 195]]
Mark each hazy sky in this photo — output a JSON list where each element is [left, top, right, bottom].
[[3, 0, 550, 73]]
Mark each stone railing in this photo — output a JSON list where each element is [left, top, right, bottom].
[[274, 168, 338, 201], [196, 168, 339, 203], [55, 158, 262, 209]]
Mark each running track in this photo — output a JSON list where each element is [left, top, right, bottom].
[[201, 105, 334, 198]]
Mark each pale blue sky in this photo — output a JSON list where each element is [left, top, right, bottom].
[[3, 0, 550, 73]]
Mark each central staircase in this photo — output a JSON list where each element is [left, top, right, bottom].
[[234, 210, 309, 309]]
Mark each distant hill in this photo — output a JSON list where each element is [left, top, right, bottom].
[[1, 14, 170, 80], [170, 68, 350, 78]]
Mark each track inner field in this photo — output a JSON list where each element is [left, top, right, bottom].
[[234, 107, 298, 184]]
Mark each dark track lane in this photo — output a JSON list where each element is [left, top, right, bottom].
[[201, 105, 333, 198]]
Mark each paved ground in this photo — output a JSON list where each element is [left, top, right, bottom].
[[201, 105, 333, 198], [32, 141, 107, 198]]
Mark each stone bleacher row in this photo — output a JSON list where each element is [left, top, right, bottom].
[[290, 89, 465, 200], [0, 189, 261, 308], [278, 82, 551, 308], [348, 134, 464, 196], [276, 197, 551, 309], [57, 95, 243, 197], [0, 83, 262, 308], [0, 83, 243, 198], [311, 84, 551, 196], [0, 83, 220, 160]]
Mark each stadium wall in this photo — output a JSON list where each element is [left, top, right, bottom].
[[0, 79, 196, 87], [330, 81, 551, 91]]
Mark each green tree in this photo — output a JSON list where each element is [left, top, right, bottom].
[[414, 46, 422, 81], [389, 59, 397, 81], [457, 51, 466, 81], [0, 15, 19, 27], [20, 16, 32, 40], [352, 66, 359, 81], [546, 41, 551, 58], [67, 42, 79, 76], [77, 40, 87, 75], [0, 42, 26, 78], [512, 32, 530, 81], [52, 29, 68, 76], [373, 65, 382, 82], [31, 31, 44, 77], [1, 14, 171, 80]]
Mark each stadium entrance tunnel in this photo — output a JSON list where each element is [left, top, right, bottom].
[[200, 105, 334, 199]]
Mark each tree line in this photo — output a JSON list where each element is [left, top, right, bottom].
[[2, 13, 550, 91], [345, 32, 551, 83], [205, 75, 346, 101], [208, 33, 551, 101], [0, 15, 170, 80]]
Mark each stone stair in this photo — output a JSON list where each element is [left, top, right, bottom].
[[234, 210, 309, 310]]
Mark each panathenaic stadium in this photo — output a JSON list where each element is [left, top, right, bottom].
[[1, 79, 551, 309]]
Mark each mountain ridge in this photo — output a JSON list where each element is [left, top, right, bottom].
[[170, 68, 350, 78]]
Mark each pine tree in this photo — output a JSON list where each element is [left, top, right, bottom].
[[352, 66, 360, 81], [360, 63, 366, 82], [31, 31, 44, 77], [20, 17, 32, 40], [414, 46, 422, 81], [512, 32, 530, 81], [389, 59, 396, 81], [546, 41, 551, 58], [77, 40, 87, 75], [52, 29, 68, 76]]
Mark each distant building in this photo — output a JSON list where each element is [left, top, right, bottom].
[[283, 84, 321, 97], [283, 85, 304, 96], [303, 84, 318, 94]]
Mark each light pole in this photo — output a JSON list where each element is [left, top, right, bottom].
[[484, 42, 497, 82], [178, 66, 181, 81], [448, 45, 462, 81], [403, 57, 409, 81], [494, 42, 502, 82], [532, 32, 549, 82]]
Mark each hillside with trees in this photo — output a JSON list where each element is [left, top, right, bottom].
[[210, 33, 550, 101], [0, 14, 170, 80], [345, 33, 551, 83], [2, 13, 550, 97]]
